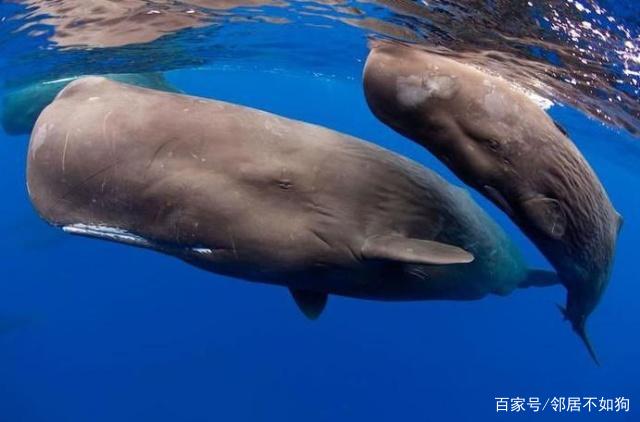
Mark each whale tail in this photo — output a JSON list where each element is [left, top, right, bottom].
[[519, 269, 562, 289], [557, 304, 601, 366], [521, 271, 600, 365], [576, 326, 601, 366]]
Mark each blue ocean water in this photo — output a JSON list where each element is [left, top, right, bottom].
[[1, 1, 639, 421]]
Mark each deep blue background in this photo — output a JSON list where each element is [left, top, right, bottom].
[[0, 67, 637, 421]]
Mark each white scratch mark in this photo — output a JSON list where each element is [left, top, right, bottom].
[[42, 77, 76, 85], [62, 224, 153, 247], [103, 111, 113, 142], [61, 130, 71, 173], [192, 247, 213, 254]]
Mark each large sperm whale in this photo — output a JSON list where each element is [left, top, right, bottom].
[[363, 41, 622, 363], [27, 77, 558, 324]]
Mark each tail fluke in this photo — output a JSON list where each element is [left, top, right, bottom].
[[557, 304, 600, 366], [577, 325, 601, 366], [520, 269, 562, 288]]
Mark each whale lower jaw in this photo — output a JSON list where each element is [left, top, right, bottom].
[[61, 223, 215, 257], [62, 223, 155, 248]]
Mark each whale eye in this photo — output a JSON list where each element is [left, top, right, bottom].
[[277, 179, 293, 190], [485, 137, 501, 152]]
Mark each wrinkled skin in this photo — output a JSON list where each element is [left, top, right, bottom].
[[2, 73, 178, 135], [363, 41, 622, 363], [27, 77, 548, 312]]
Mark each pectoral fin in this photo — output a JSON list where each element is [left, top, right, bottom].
[[289, 289, 327, 320], [521, 197, 567, 239], [557, 305, 600, 366], [519, 269, 562, 288], [362, 235, 474, 265]]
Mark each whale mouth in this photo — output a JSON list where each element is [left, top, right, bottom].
[[61, 223, 215, 257], [62, 223, 154, 248]]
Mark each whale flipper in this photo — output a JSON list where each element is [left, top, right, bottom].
[[557, 305, 601, 366], [520, 269, 562, 288], [362, 235, 474, 265], [290, 289, 328, 320], [521, 197, 567, 239]]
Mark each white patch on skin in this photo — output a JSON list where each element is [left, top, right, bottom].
[[88, 97, 101, 101], [191, 247, 213, 254], [518, 88, 553, 110], [482, 80, 513, 120], [484, 75, 553, 110], [62, 224, 153, 248], [483, 90, 508, 120], [396, 74, 457, 108], [396, 75, 426, 107], [42, 77, 77, 85]]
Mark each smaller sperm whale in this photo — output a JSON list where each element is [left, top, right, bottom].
[[27, 77, 558, 326], [363, 41, 622, 364]]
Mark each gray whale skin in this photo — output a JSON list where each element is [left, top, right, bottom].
[[27, 76, 557, 321], [363, 41, 622, 364]]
